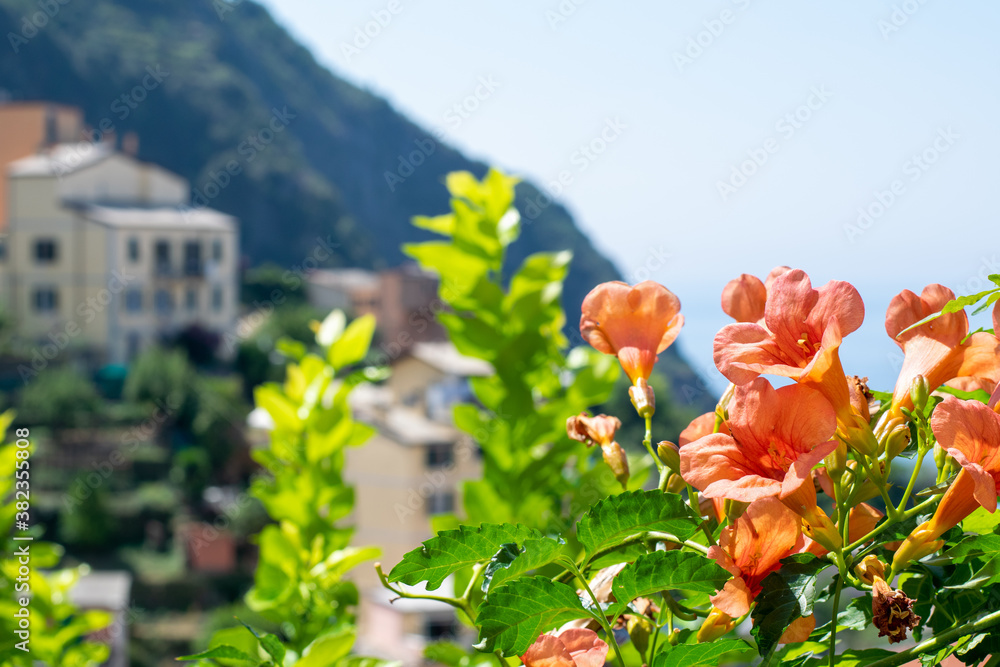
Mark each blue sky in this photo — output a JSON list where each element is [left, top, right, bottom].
[[256, 0, 999, 394]]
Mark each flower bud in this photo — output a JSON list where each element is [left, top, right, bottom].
[[891, 520, 944, 573], [715, 383, 735, 422], [666, 473, 685, 494], [854, 555, 886, 586], [872, 575, 921, 644], [657, 441, 680, 473], [629, 378, 655, 418], [625, 615, 651, 656], [697, 608, 735, 643], [910, 374, 930, 413], [600, 441, 630, 489], [666, 629, 681, 647]]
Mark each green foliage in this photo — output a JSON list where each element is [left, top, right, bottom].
[[576, 490, 701, 559], [16, 366, 103, 428], [605, 551, 730, 618], [751, 555, 826, 659], [404, 169, 621, 531], [651, 640, 752, 667], [473, 577, 589, 656]]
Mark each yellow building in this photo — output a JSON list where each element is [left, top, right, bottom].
[[0, 108, 238, 367]]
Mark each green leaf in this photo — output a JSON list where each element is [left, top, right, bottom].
[[474, 577, 589, 656], [896, 288, 1000, 337], [328, 314, 376, 370], [750, 554, 827, 658], [315, 310, 346, 347], [606, 551, 730, 618], [239, 620, 285, 666], [838, 596, 872, 631], [388, 523, 545, 590], [576, 490, 701, 560], [297, 629, 356, 667], [177, 645, 258, 662], [651, 639, 751, 667], [944, 534, 1000, 589], [481, 538, 565, 594], [963, 506, 1000, 534]]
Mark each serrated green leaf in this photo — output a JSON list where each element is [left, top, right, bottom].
[[389, 523, 544, 590], [297, 629, 355, 667], [481, 538, 565, 594], [750, 555, 826, 658], [238, 620, 285, 666], [577, 490, 701, 560], [838, 596, 872, 631], [177, 645, 258, 662], [606, 551, 730, 618], [652, 639, 751, 667], [474, 577, 589, 656], [946, 534, 1000, 563]]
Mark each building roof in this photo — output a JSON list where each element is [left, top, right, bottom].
[[7, 141, 113, 176], [410, 342, 493, 377], [84, 204, 236, 231], [306, 268, 379, 291], [382, 407, 458, 446], [68, 570, 133, 611]]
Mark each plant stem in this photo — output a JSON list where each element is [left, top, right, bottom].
[[648, 595, 670, 665], [641, 415, 663, 474], [376, 563, 478, 623], [866, 608, 1000, 667], [896, 445, 929, 513], [828, 573, 844, 667], [856, 455, 899, 521], [844, 496, 939, 555], [563, 558, 629, 667]]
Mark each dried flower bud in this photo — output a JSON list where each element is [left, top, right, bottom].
[[854, 555, 886, 586], [601, 441, 630, 489], [872, 576, 921, 644], [566, 413, 621, 447], [656, 441, 680, 473], [629, 378, 655, 418], [849, 375, 873, 422], [910, 374, 930, 413]]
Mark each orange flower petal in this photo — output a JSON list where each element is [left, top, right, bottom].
[[779, 615, 816, 644], [522, 634, 576, 667], [721, 274, 767, 323], [557, 629, 609, 667], [931, 396, 1000, 481]]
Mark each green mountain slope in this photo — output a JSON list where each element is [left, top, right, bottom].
[[0, 0, 710, 410]]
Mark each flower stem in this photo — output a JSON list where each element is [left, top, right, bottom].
[[897, 443, 930, 513], [641, 415, 663, 474], [828, 572, 844, 667], [845, 495, 939, 556], [866, 608, 1000, 667], [562, 558, 629, 667]]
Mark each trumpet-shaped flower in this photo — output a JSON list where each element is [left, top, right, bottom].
[[679, 412, 730, 523], [885, 285, 1000, 417], [580, 281, 684, 384], [893, 396, 1000, 571], [680, 378, 842, 549], [706, 497, 804, 617], [522, 628, 609, 667], [720, 266, 791, 324], [714, 269, 868, 449]]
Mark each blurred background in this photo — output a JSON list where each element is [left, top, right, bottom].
[[0, 0, 996, 664]]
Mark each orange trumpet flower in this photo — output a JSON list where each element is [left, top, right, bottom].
[[580, 281, 683, 385], [566, 413, 630, 488], [884, 285, 1000, 417], [720, 266, 791, 324], [713, 269, 870, 452], [706, 497, 805, 618], [679, 378, 842, 550], [522, 628, 609, 667], [893, 396, 1000, 571], [679, 412, 730, 523]]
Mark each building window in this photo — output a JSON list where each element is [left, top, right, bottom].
[[0, 239, 6, 261], [426, 444, 454, 468], [427, 492, 454, 516], [186, 288, 198, 312], [183, 241, 202, 277], [154, 289, 173, 314], [212, 239, 223, 262], [34, 239, 57, 264], [124, 288, 143, 312], [33, 287, 58, 312], [154, 240, 171, 275], [127, 237, 140, 262], [211, 286, 224, 311], [423, 616, 457, 641]]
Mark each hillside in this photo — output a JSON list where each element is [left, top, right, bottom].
[[0, 0, 710, 407]]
